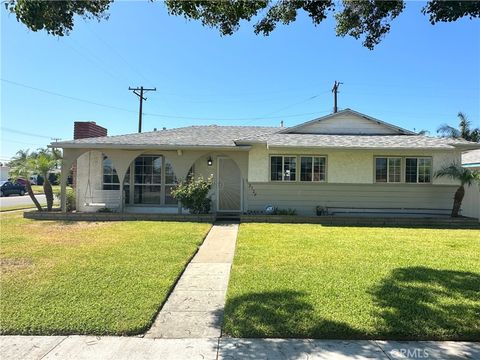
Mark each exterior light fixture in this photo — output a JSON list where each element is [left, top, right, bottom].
[[207, 157, 213, 166]]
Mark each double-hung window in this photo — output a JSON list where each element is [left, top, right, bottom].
[[300, 156, 326, 182], [406, 157, 432, 183], [375, 156, 432, 183], [270, 156, 296, 181], [375, 157, 401, 183]]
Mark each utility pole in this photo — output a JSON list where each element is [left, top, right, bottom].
[[129, 86, 156, 133], [332, 81, 342, 113]]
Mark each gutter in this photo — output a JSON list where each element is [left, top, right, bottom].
[[48, 143, 252, 151]]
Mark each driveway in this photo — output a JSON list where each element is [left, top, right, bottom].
[[0, 194, 47, 208]]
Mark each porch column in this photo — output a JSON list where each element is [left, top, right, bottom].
[[59, 149, 82, 213], [60, 164, 68, 213]]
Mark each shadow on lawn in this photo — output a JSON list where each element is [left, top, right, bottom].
[[224, 268, 480, 340], [223, 290, 363, 339], [370, 266, 480, 340]]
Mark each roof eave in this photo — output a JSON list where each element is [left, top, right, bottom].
[[49, 143, 252, 151], [266, 144, 457, 150]]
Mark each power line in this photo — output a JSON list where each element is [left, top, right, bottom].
[[2, 79, 137, 114], [1, 79, 329, 121], [1, 127, 54, 139]]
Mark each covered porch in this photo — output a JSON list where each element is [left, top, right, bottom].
[[58, 147, 249, 214]]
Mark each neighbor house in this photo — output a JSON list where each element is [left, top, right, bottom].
[[52, 109, 480, 217]]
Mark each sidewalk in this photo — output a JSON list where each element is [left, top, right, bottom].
[[1, 336, 478, 359]]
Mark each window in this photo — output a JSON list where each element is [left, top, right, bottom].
[[103, 156, 120, 190], [375, 157, 401, 183], [300, 156, 326, 182], [134, 156, 162, 204], [375, 156, 432, 184], [123, 155, 178, 206], [270, 156, 296, 181], [406, 157, 432, 183]]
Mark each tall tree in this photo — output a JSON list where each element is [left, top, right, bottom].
[[437, 112, 480, 142], [8, 150, 43, 211], [5, 1, 480, 49], [435, 164, 480, 217]]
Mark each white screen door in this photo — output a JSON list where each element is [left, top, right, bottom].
[[217, 157, 242, 212]]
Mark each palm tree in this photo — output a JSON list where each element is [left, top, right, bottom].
[[437, 112, 480, 142], [435, 164, 480, 217], [33, 153, 57, 210], [8, 150, 43, 211]]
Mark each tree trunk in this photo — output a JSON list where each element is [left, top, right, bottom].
[[451, 185, 465, 217], [43, 177, 54, 211], [26, 181, 43, 211]]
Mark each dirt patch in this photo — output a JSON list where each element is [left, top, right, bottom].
[[0, 258, 34, 274]]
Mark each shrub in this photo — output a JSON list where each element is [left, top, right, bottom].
[[97, 207, 114, 213], [55, 188, 76, 212], [171, 176, 213, 214], [273, 207, 297, 216]]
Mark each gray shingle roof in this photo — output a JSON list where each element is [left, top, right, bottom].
[[462, 149, 480, 165], [53, 124, 479, 150], [54, 125, 280, 148], [236, 133, 478, 150]]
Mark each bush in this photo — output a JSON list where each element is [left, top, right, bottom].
[[97, 207, 114, 213], [171, 176, 213, 214], [272, 208, 297, 216], [55, 188, 76, 212]]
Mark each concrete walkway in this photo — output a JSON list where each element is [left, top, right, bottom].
[[145, 222, 239, 338], [1, 336, 478, 360]]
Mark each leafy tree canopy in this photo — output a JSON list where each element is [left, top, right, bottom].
[[5, 0, 480, 49]]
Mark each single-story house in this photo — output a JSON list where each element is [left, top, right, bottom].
[[52, 109, 480, 217]]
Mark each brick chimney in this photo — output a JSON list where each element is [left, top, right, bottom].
[[74, 121, 107, 139], [72, 122, 107, 188]]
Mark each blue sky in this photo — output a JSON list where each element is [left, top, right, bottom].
[[1, 1, 479, 160]]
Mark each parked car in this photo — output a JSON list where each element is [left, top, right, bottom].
[[0, 181, 27, 197], [14, 178, 28, 186]]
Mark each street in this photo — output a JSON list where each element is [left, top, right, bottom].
[[0, 194, 47, 209]]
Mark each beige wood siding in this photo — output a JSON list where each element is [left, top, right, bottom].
[[245, 182, 457, 215]]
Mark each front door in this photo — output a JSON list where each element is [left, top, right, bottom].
[[217, 157, 242, 212]]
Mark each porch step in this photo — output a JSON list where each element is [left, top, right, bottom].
[[215, 213, 241, 221]]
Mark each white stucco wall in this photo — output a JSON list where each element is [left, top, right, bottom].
[[462, 183, 480, 220], [248, 146, 461, 185]]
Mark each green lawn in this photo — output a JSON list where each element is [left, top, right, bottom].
[[0, 212, 211, 335], [31, 185, 68, 194], [224, 223, 480, 340]]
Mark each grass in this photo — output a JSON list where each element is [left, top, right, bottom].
[[31, 185, 69, 194], [0, 212, 211, 335], [224, 224, 480, 340], [0, 204, 41, 212]]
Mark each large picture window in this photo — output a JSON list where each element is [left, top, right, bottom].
[[300, 156, 326, 182], [270, 156, 296, 181], [120, 155, 178, 206]]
